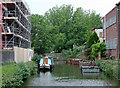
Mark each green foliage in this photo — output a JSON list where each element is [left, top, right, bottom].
[[73, 45, 84, 58], [15, 62, 30, 79], [91, 42, 106, 59], [31, 5, 102, 53], [96, 60, 120, 79], [100, 42, 106, 57], [91, 43, 101, 58], [62, 49, 74, 59], [32, 54, 40, 63], [31, 14, 51, 54], [62, 45, 84, 59], [26, 61, 37, 75], [87, 32, 100, 48], [2, 62, 37, 87], [84, 48, 92, 59]]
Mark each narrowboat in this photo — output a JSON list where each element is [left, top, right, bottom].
[[39, 56, 54, 70]]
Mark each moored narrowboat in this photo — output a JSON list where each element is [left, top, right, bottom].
[[39, 56, 54, 70]]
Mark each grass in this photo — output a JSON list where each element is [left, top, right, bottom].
[[0, 64, 17, 87], [0, 62, 16, 67], [1, 61, 38, 87], [1, 64, 17, 75]]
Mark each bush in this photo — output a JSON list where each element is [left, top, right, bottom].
[[91, 43, 101, 59], [2, 64, 24, 87], [16, 62, 30, 79], [62, 49, 74, 59], [62, 45, 84, 59], [96, 60, 119, 80], [84, 48, 92, 59], [32, 54, 40, 63], [2, 61, 37, 88], [73, 45, 84, 58], [26, 61, 37, 75], [91, 42, 106, 59], [100, 42, 106, 57], [87, 32, 100, 48]]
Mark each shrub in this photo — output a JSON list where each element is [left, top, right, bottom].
[[2, 66, 24, 87], [104, 64, 113, 76], [96, 60, 119, 80], [32, 54, 40, 63], [100, 42, 106, 57], [87, 32, 100, 48], [62, 45, 84, 59], [26, 61, 37, 75], [113, 65, 118, 79], [62, 49, 74, 59], [16, 62, 30, 79], [73, 45, 84, 58], [91, 43, 101, 59], [84, 48, 92, 59], [91, 42, 106, 59], [2, 61, 38, 88]]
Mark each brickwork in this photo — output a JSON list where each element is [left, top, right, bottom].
[[103, 4, 119, 58]]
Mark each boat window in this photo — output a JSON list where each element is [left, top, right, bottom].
[[39, 59, 43, 64]]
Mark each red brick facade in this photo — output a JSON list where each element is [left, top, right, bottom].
[[103, 2, 120, 58]]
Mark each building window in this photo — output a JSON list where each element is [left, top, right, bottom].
[[104, 15, 116, 29], [106, 38, 117, 49], [99, 32, 103, 38]]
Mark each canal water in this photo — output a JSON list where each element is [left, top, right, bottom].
[[22, 61, 119, 86]]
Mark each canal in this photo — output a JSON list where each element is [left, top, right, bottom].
[[22, 61, 119, 86]]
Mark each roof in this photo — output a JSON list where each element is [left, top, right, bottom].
[[103, 1, 120, 19], [116, 1, 120, 6], [91, 27, 103, 31]]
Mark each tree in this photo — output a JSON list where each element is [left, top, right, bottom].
[[86, 32, 100, 48], [31, 14, 52, 54], [31, 5, 102, 54]]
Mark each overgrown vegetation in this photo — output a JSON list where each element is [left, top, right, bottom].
[[31, 5, 102, 54], [84, 32, 106, 60], [86, 32, 100, 48], [32, 54, 41, 63], [1, 61, 37, 87], [62, 45, 84, 59], [96, 59, 120, 79]]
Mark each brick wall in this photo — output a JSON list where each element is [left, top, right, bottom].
[[103, 6, 118, 58]]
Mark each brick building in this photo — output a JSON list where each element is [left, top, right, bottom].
[[103, 2, 120, 58]]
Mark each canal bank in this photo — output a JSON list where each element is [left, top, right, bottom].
[[21, 61, 120, 87], [96, 59, 120, 81], [1, 61, 37, 88]]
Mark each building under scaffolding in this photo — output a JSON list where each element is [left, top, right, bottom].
[[0, 0, 31, 49]]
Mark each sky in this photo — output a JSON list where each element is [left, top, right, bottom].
[[25, 0, 120, 17]]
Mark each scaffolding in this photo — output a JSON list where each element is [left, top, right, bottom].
[[0, 0, 31, 49]]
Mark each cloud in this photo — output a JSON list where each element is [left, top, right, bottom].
[[25, 0, 120, 16]]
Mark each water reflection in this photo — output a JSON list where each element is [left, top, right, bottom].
[[82, 73, 100, 79], [22, 61, 119, 86]]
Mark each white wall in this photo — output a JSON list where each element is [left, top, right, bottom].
[[14, 46, 34, 63], [95, 29, 103, 42]]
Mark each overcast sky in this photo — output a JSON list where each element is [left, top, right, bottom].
[[25, 0, 120, 17]]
